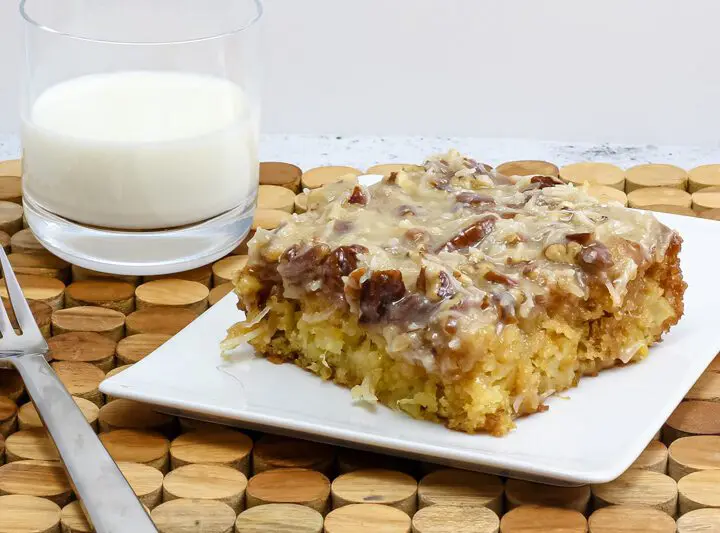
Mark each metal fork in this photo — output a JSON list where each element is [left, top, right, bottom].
[[0, 248, 156, 533]]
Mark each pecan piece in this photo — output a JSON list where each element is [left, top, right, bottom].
[[405, 228, 430, 245], [485, 270, 518, 287], [437, 216, 496, 253], [566, 232, 592, 245], [577, 241, 614, 273], [530, 175, 565, 189], [324, 245, 368, 291], [395, 204, 417, 217], [455, 191, 495, 207], [359, 270, 407, 323], [278, 244, 330, 285], [347, 185, 368, 206]]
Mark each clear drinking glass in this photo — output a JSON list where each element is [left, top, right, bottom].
[[20, 0, 262, 275]]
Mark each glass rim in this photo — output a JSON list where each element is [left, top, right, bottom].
[[19, 0, 263, 45]]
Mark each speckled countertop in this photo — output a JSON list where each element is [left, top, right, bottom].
[[2, 132, 720, 170]]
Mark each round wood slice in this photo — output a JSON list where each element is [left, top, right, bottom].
[[708, 355, 720, 373], [692, 187, 720, 212], [253, 435, 335, 477], [417, 469, 503, 514], [625, 163, 688, 193], [643, 204, 697, 217], [0, 202, 24, 235], [0, 231, 10, 254], [496, 160, 559, 178], [630, 440, 668, 473], [70, 265, 140, 286], [135, 279, 208, 314], [116, 461, 164, 510], [8, 253, 70, 283], [103, 364, 132, 403], [700, 208, 720, 221], [0, 396, 17, 438], [116, 334, 171, 366], [676, 507, 720, 532], [18, 397, 98, 433], [499, 505, 587, 533], [411, 504, 499, 533], [0, 370, 24, 402], [98, 429, 170, 473], [125, 308, 197, 336], [151, 498, 235, 533], [51, 306, 125, 341], [591, 469, 678, 516], [10, 229, 45, 254], [260, 162, 303, 193], [627, 187, 692, 209], [686, 372, 720, 403], [48, 332, 116, 373], [689, 165, 720, 193], [0, 460, 72, 506], [163, 463, 248, 514], [212, 256, 248, 286], [0, 435, 4, 467], [669, 436, 720, 481], [0, 177, 22, 204], [51, 361, 104, 407], [678, 470, 720, 515], [177, 418, 231, 434], [559, 162, 625, 190], [0, 274, 64, 311], [246, 468, 330, 514], [664, 401, 720, 444], [0, 494, 61, 533], [324, 503, 411, 533], [336, 449, 417, 477], [586, 185, 628, 206], [253, 209, 293, 231], [0, 160, 21, 178], [60, 500, 93, 533], [65, 280, 135, 314], [504, 478, 591, 513], [258, 185, 296, 213], [331, 469, 417, 515], [3, 297, 53, 339], [235, 503, 324, 533], [365, 164, 425, 176], [301, 166, 362, 190], [5, 429, 59, 463], [143, 265, 213, 289], [587, 504, 675, 532], [209, 283, 235, 306], [170, 430, 253, 475], [98, 399, 175, 436], [295, 193, 308, 214]]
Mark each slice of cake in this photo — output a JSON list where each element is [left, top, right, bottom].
[[223, 150, 686, 435]]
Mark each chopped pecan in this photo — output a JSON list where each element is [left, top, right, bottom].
[[577, 241, 614, 273], [485, 270, 518, 287], [323, 245, 368, 291], [385, 171, 398, 184], [278, 244, 330, 285], [416, 267, 427, 293], [444, 317, 458, 335], [395, 204, 417, 217], [383, 293, 438, 324], [566, 232, 592, 245], [347, 185, 368, 206], [359, 270, 407, 322], [455, 191, 495, 207], [530, 175, 565, 189], [405, 228, 430, 245], [437, 216, 496, 253]]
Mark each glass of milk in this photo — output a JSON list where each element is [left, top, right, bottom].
[[20, 0, 262, 275]]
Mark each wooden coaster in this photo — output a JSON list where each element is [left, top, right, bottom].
[[0, 460, 72, 506], [0, 160, 21, 178], [591, 469, 677, 516], [143, 265, 213, 289], [366, 163, 425, 176], [209, 283, 235, 306], [500, 505, 587, 533], [70, 265, 141, 286], [60, 501, 93, 533], [630, 440, 669, 473], [588, 504, 676, 533], [411, 504, 498, 533], [686, 372, 720, 403], [331, 469, 417, 515], [48, 332, 116, 372], [417, 469, 503, 514], [246, 468, 330, 514], [232, 209, 294, 255], [260, 162, 303, 193], [700, 208, 720, 221], [676, 507, 720, 532], [50, 361, 104, 407], [0, 396, 17, 438], [163, 463, 248, 514], [5, 429, 59, 463], [116, 461, 164, 510], [212, 256, 248, 286], [151, 498, 236, 533], [258, 185, 297, 213], [0, 202, 24, 236], [669, 436, 720, 481], [0, 435, 4, 467], [0, 370, 24, 402], [98, 399, 175, 435], [10, 229, 44, 254], [177, 418, 231, 434], [170, 429, 253, 475], [689, 165, 720, 193], [0, 274, 64, 311], [692, 187, 720, 212], [51, 306, 125, 341], [103, 364, 132, 403], [504, 478, 591, 513], [559, 162, 625, 190], [586, 185, 628, 206], [336, 449, 417, 477], [324, 503, 411, 533], [708, 355, 720, 373], [235, 503, 324, 533], [98, 429, 170, 473], [625, 164, 688, 193], [295, 192, 308, 214], [0, 177, 22, 205], [253, 435, 335, 477], [0, 494, 61, 533], [18, 397, 98, 433], [125, 307, 197, 336], [116, 333, 171, 365], [8, 253, 70, 283], [0, 231, 9, 254], [664, 401, 720, 444], [3, 292, 54, 337], [65, 280, 135, 314], [643, 204, 697, 217], [496, 160, 559, 178], [301, 166, 362, 190], [678, 470, 720, 515], [135, 279, 209, 315], [627, 187, 692, 209]]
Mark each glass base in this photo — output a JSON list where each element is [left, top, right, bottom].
[[24, 194, 253, 276]]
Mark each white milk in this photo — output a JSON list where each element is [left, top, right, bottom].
[[22, 71, 258, 230]]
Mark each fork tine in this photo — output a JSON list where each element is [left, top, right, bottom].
[[0, 246, 36, 335]]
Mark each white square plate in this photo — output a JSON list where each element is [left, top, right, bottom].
[[101, 211, 720, 485]]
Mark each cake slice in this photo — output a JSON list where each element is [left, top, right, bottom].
[[223, 150, 686, 435]]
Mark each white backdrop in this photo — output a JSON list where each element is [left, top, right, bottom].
[[2, 0, 720, 145]]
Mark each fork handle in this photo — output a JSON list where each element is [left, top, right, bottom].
[[13, 353, 157, 533]]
